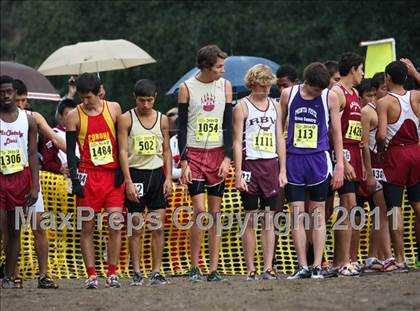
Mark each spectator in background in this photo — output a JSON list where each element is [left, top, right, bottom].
[[166, 108, 181, 180], [356, 78, 375, 108], [276, 64, 299, 95], [324, 60, 341, 89], [42, 98, 78, 174]]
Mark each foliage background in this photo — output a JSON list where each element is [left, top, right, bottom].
[[1, 0, 419, 124]]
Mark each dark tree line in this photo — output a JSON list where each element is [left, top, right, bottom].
[[1, 1, 419, 124]]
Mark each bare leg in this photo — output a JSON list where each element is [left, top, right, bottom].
[[190, 193, 205, 268], [32, 212, 49, 275], [208, 195, 222, 272], [106, 208, 123, 274], [5, 211, 21, 278], [261, 211, 274, 271], [309, 201, 326, 267], [242, 211, 256, 273], [151, 209, 166, 272], [80, 211, 96, 275], [290, 202, 308, 267], [333, 192, 356, 266], [128, 214, 142, 273]]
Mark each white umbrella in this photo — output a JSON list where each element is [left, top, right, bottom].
[[38, 39, 156, 76]]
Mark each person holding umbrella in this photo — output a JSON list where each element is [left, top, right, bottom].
[[65, 73, 125, 289], [177, 45, 233, 282]]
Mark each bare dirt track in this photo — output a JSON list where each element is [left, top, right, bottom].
[[1, 270, 419, 311]]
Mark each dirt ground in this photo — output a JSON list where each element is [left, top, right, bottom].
[[1, 270, 419, 311]]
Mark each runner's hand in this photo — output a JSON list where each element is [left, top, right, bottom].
[[71, 178, 85, 198], [344, 162, 356, 181], [366, 174, 376, 193], [163, 177, 173, 198], [126, 183, 139, 203], [25, 187, 38, 209], [218, 158, 231, 178], [235, 175, 248, 192], [279, 170, 288, 188], [331, 163, 344, 190], [180, 161, 192, 184]]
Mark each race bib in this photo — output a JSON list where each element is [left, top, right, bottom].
[[293, 123, 318, 148], [89, 139, 113, 166], [332, 149, 351, 163], [0, 149, 24, 174], [77, 171, 88, 186], [134, 134, 158, 155], [372, 168, 386, 182], [345, 120, 362, 141], [196, 117, 220, 142], [133, 183, 144, 198], [242, 171, 251, 183], [252, 131, 275, 153]]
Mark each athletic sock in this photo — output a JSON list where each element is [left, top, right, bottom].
[[87, 266, 96, 278], [107, 264, 117, 276]]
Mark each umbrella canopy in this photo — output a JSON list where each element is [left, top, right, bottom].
[[0, 61, 60, 101], [38, 39, 156, 76], [167, 56, 280, 95]]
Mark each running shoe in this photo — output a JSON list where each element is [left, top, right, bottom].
[[2, 277, 20, 289], [287, 266, 311, 280], [106, 274, 121, 288], [363, 258, 384, 273], [246, 271, 258, 281], [84, 276, 98, 289], [311, 266, 324, 279], [189, 267, 203, 283], [207, 271, 224, 282], [150, 272, 168, 285], [130, 272, 144, 286], [263, 268, 279, 280], [38, 274, 59, 289]]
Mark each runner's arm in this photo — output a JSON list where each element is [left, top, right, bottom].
[[26, 114, 39, 207], [223, 80, 233, 160], [177, 83, 189, 162]]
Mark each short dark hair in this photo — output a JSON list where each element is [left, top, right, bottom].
[[0, 75, 16, 87], [356, 78, 374, 96], [385, 61, 407, 85], [324, 60, 339, 77], [76, 73, 101, 95], [303, 62, 330, 89], [134, 79, 157, 97], [371, 72, 385, 90], [276, 64, 298, 81], [57, 98, 77, 116], [14, 79, 28, 96], [338, 52, 364, 76], [196, 45, 228, 70]]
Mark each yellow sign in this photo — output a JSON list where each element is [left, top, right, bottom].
[[362, 38, 396, 78]]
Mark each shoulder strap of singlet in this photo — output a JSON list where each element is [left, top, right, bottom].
[[287, 85, 300, 111], [77, 105, 88, 149], [102, 101, 116, 139], [367, 102, 376, 110]]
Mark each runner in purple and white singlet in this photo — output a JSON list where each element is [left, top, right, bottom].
[[280, 63, 344, 280]]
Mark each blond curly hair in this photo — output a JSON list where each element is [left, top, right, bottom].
[[244, 64, 277, 89]]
